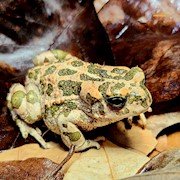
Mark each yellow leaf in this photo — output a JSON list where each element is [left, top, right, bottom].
[[64, 140, 149, 179], [107, 121, 157, 155]]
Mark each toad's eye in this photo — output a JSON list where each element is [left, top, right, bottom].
[[105, 96, 127, 108]]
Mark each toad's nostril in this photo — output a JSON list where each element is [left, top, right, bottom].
[[62, 123, 68, 128]]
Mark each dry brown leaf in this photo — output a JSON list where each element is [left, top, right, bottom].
[[123, 171, 180, 180], [0, 158, 64, 179], [0, 145, 75, 179], [125, 149, 180, 180], [0, 142, 80, 173], [0, 0, 114, 69], [0, 140, 149, 179], [107, 121, 157, 155]]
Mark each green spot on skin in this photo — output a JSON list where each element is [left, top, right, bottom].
[[28, 72, 34, 79], [123, 67, 142, 81], [128, 95, 139, 104], [64, 101, 77, 109], [124, 108, 129, 114], [46, 83, 53, 96], [63, 131, 81, 142], [111, 68, 128, 75], [62, 102, 77, 117], [110, 82, 125, 95], [50, 105, 59, 117], [58, 69, 77, 76], [40, 79, 45, 93], [52, 50, 68, 62], [11, 91, 25, 109], [58, 80, 82, 96], [118, 108, 129, 115], [71, 60, 84, 67], [140, 81, 152, 104], [86, 93, 98, 105], [141, 99, 148, 108], [80, 74, 102, 81], [26, 115, 34, 123], [130, 83, 136, 87], [27, 90, 39, 104], [64, 111, 71, 117], [88, 64, 112, 79], [28, 69, 40, 80], [128, 93, 144, 105], [45, 105, 59, 117], [35, 68, 40, 74], [44, 65, 56, 76], [45, 101, 77, 118], [98, 82, 110, 96], [87, 64, 124, 80]]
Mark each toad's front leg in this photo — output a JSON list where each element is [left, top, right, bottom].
[[58, 120, 101, 152]]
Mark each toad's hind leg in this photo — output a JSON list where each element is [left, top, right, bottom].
[[58, 121, 101, 152], [6, 83, 49, 148], [11, 111, 49, 148]]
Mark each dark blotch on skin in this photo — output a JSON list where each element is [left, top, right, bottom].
[[98, 82, 110, 96], [46, 83, 53, 96], [80, 74, 102, 81], [58, 69, 77, 76], [71, 60, 84, 67], [44, 66, 56, 76], [28, 68, 40, 80], [110, 82, 125, 95], [63, 131, 81, 142], [111, 68, 128, 75], [58, 80, 82, 96], [86, 93, 98, 105], [88, 64, 112, 79], [123, 67, 141, 81]]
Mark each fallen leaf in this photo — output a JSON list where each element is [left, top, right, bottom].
[[64, 140, 149, 180], [124, 149, 180, 180], [0, 140, 149, 179], [107, 112, 180, 155], [94, 0, 109, 12], [139, 149, 180, 173], [0, 0, 114, 69], [156, 131, 180, 152], [166, 132, 180, 149], [156, 135, 168, 152], [146, 112, 180, 137], [0, 158, 64, 180], [106, 121, 157, 155], [0, 142, 79, 173]]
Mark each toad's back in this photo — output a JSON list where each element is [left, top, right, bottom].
[[26, 51, 132, 104]]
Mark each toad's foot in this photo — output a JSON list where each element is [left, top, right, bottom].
[[75, 136, 106, 152], [59, 121, 103, 152]]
